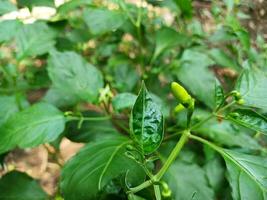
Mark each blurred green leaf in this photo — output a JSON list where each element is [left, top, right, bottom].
[[164, 161, 214, 200], [48, 50, 103, 103], [152, 27, 189, 61], [57, 0, 93, 14], [209, 48, 239, 70], [236, 69, 267, 111], [0, 0, 17, 15], [0, 102, 65, 154], [83, 7, 126, 35], [174, 0, 193, 19], [214, 80, 224, 109], [65, 112, 119, 143], [16, 22, 57, 58], [61, 136, 145, 200], [177, 49, 215, 108], [223, 150, 267, 200], [0, 171, 48, 200], [112, 93, 137, 111], [0, 95, 29, 126], [43, 87, 79, 107], [17, 0, 54, 9], [0, 20, 22, 43], [131, 83, 164, 154]]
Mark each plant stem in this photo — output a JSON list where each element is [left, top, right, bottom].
[[129, 130, 190, 194], [129, 179, 154, 193], [66, 116, 111, 122], [189, 134, 224, 155], [190, 114, 213, 130], [154, 185, 161, 200], [155, 130, 190, 180]]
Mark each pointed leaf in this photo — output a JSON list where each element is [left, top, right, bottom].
[[60, 136, 145, 200], [131, 83, 164, 154], [223, 150, 267, 200], [215, 80, 224, 109], [227, 109, 267, 134]]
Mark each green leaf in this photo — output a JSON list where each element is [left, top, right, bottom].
[[60, 136, 145, 200], [0, 20, 22, 43], [236, 69, 267, 111], [131, 83, 164, 154], [17, 0, 54, 9], [0, 0, 17, 15], [47, 50, 103, 103], [227, 109, 267, 134], [153, 27, 189, 61], [65, 112, 119, 143], [236, 29, 250, 50], [0, 171, 48, 200], [191, 110, 261, 150], [112, 93, 137, 111], [0, 102, 65, 154], [58, 0, 93, 14], [43, 87, 79, 107], [83, 7, 126, 35], [174, 0, 193, 19], [0, 95, 29, 126], [16, 22, 57, 58], [215, 80, 224, 109], [177, 49, 215, 108], [209, 48, 239, 70], [107, 56, 139, 92], [164, 161, 214, 200], [204, 155, 225, 192], [222, 150, 267, 200]]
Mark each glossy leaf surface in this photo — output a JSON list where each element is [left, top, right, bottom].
[[131, 83, 164, 154]]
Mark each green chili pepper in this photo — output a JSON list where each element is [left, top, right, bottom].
[[171, 82, 191, 103]]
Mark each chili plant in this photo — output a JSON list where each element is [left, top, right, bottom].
[[0, 0, 267, 199]]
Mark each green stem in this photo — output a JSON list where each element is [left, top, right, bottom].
[[189, 134, 223, 153], [163, 131, 183, 142], [129, 179, 154, 193], [190, 114, 213, 130], [154, 185, 161, 200], [155, 130, 190, 180], [66, 116, 111, 122]]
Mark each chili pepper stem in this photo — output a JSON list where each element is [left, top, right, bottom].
[[155, 130, 190, 180]]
